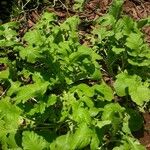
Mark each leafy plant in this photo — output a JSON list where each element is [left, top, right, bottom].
[[91, 0, 150, 78], [0, 0, 149, 149], [73, 0, 86, 11]]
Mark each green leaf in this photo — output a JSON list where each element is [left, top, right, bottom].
[[61, 16, 80, 31], [126, 33, 143, 50], [96, 120, 111, 128], [23, 30, 43, 46], [96, 14, 116, 27], [0, 22, 19, 47], [7, 81, 21, 96], [0, 58, 10, 79], [72, 106, 91, 124], [71, 83, 95, 97], [126, 108, 143, 132], [125, 136, 146, 150], [28, 101, 46, 115], [114, 72, 141, 96], [130, 85, 150, 106], [90, 131, 100, 150], [35, 12, 56, 30], [10, 81, 49, 103], [50, 123, 93, 150], [113, 138, 145, 150], [102, 103, 125, 132], [0, 97, 22, 148], [17, 46, 42, 63], [0, 69, 9, 79], [137, 17, 150, 28], [69, 45, 92, 62], [114, 72, 150, 106], [112, 46, 125, 54], [92, 26, 114, 42], [22, 131, 48, 150], [5, 133, 21, 149], [102, 103, 125, 121], [122, 114, 131, 135], [47, 94, 57, 107], [109, 0, 124, 20], [114, 16, 136, 37], [93, 81, 114, 101], [81, 96, 95, 108], [73, 0, 86, 11], [70, 123, 92, 149], [50, 133, 72, 150], [41, 12, 56, 22]]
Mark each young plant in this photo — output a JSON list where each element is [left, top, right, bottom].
[[0, 0, 149, 149]]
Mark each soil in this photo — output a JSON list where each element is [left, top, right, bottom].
[[133, 113, 150, 150], [140, 113, 150, 149], [0, 0, 150, 148]]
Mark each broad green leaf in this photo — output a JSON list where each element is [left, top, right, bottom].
[[90, 131, 100, 150], [6, 133, 21, 149], [93, 82, 114, 101], [114, 72, 141, 96], [96, 120, 111, 128], [122, 114, 131, 135], [61, 15, 80, 31], [112, 46, 125, 54], [35, 12, 56, 29], [18, 46, 42, 63], [126, 33, 143, 50], [113, 138, 145, 150], [7, 81, 21, 96], [22, 131, 48, 150], [11, 81, 49, 103], [92, 26, 114, 42], [114, 16, 137, 38], [73, 0, 85, 11], [126, 136, 146, 150], [23, 30, 43, 46], [41, 12, 56, 22], [50, 133, 72, 150], [0, 22, 19, 47], [109, 0, 124, 20], [47, 94, 57, 107], [28, 101, 46, 115], [70, 83, 94, 97], [0, 22, 19, 29], [114, 72, 150, 106], [89, 107, 100, 117], [102, 103, 125, 132], [137, 17, 150, 28], [91, 62, 102, 80], [71, 123, 92, 149], [130, 85, 150, 106], [126, 108, 143, 132], [96, 14, 116, 27], [72, 106, 91, 124], [69, 45, 92, 62], [81, 96, 94, 108], [102, 103, 125, 121], [0, 57, 10, 79], [0, 98, 22, 139], [50, 123, 93, 150], [0, 69, 9, 79]]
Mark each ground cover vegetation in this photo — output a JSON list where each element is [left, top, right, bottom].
[[0, 0, 150, 149]]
